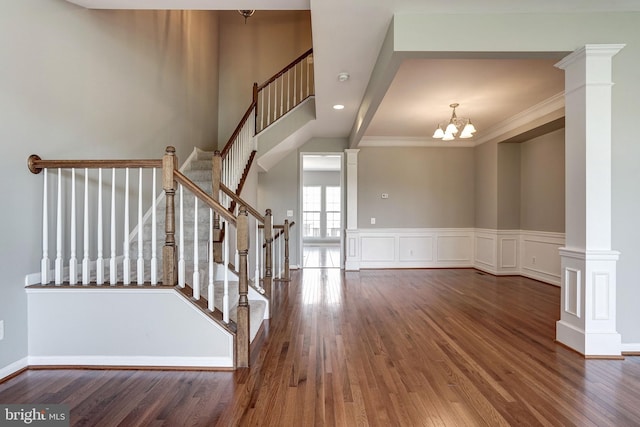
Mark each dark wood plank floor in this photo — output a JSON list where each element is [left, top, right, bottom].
[[2, 269, 640, 426]]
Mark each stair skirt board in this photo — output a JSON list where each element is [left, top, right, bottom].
[[26, 287, 237, 368]]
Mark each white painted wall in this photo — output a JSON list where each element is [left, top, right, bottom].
[[27, 288, 234, 367], [0, 1, 220, 375]]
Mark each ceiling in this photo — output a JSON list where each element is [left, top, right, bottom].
[[66, 0, 640, 148]]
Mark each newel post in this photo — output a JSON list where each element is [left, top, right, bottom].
[[212, 150, 223, 264], [263, 209, 273, 302], [236, 205, 250, 368], [162, 146, 178, 286], [284, 220, 290, 281]]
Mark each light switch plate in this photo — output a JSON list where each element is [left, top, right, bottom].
[[371, 217, 376, 225], [0, 320, 4, 341], [287, 210, 294, 217]]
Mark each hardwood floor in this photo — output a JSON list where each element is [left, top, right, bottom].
[[2, 269, 640, 426]]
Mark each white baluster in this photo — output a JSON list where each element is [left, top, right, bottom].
[[208, 208, 214, 312], [294, 64, 297, 104], [110, 168, 117, 285], [41, 169, 49, 284], [267, 85, 271, 127], [223, 218, 229, 323], [55, 169, 63, 285], [300, 62, 304, 102], [280, 75, 284, 118], [260, 89, 265, 131], [178, 185, 185, 287], [255, 221, 261, 291], [287, 70, 291, 111], [193, 196, 200, 300], [137, 168, 144, 285], [82, 168, 90, 284], [150, 168, 157, 285], [306, 56, 311, 98], [69, 168, 78, 285], [123, 168, 130, 285], [96, 169, 104, 285]]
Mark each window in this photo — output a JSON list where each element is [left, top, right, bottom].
[[303, 186, 321, 237], [303, 185, 341, 239], [325, 186, 341, 237]]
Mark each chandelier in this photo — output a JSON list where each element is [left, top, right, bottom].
[[432, 103, 477, 141], [238, 10, 255, 23]]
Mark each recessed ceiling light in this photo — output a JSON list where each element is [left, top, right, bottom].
[[333, 104, 345, 110]]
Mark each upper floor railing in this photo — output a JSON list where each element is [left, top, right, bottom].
[[254, 48, 314, 134]]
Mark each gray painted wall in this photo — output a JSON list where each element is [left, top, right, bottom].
[[520, 129, 565, 232], [0, 2, 220, 372], [474, 142, 498, 229], [358, 147, 475, 228], [498, 143, 522, 230]]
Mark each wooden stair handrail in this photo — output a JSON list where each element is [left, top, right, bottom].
[[230, 150, 256, 202], [174, 170, 237, 226], [220, 183, 264, 223], [220, 101, 257, 159], [262, 221, 295, 248], [256, 48, 313, 92], [28, 155, 162, 174]]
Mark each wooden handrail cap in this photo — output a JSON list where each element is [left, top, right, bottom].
[[28, 154, 42, 174], [165, 146, 176, 154]]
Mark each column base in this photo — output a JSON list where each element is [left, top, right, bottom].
[[556, 320, 622, 357]]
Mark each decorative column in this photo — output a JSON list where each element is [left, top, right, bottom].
[[555, 44, 624, 357], [344, 149, 360, 271]]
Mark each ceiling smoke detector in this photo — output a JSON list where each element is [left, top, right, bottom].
[[337, 72, 350, 82]]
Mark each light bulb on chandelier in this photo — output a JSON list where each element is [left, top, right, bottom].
[[432, 103, 477, 141]]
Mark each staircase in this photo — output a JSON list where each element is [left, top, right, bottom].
[[130, 148, 268, 342], [24, 48, 313, 370]]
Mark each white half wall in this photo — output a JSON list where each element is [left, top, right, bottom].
[[27, 288, 234, 368]]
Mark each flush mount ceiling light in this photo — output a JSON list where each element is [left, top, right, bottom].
[[333, 104, 345, 110], [237, 10, 255, 23], [337, 72, 350, 82], [432, 103, 477, 140]]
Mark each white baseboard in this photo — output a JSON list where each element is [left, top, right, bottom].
[[622, 343, 640, 353], [0, 357, 28, 382], [28, 356, 233, 368]]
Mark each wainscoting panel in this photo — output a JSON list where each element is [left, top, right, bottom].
[[350, 228, 565, 286], [357, 228, 474, 269], [520, 231, 564, 286], [500, 238, 518, 269], [398, 235, 434, 262], [474, 232, 496, 271], [360, 236, 395, 262], [437, 234, 472, 264]]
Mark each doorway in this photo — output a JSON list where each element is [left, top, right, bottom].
[[300, 153, 343, 268]]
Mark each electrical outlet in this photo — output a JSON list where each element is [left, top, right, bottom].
[[532, 256, 536, 265], [370, 217, 376, 225], [0, 320, 4, 341]]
